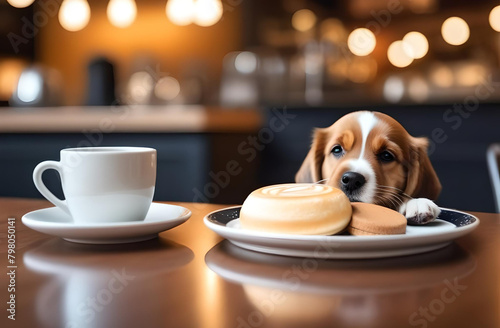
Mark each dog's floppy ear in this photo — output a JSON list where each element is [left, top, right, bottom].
[[295, 128, 329, 183], [404, 137, 442, 200]]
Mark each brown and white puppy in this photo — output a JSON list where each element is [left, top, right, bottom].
[[296, 111, 442, 225]]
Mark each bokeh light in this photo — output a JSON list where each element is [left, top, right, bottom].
[[489, 6, 500, 32], [127, 71, 154, 104], [6, 0, 34, 8], [58, 0, 91, 32], [291, 9, 317, 32], [408, 77, 429, 102], [430, 64, 454, 88], [326, 58, 348, 83], [387, 40, 413, 68], [166, 0, 195, 26], [107, 0, 137, 28], [383, 76, 405, 103], [347, 28, 376, 56], [456, 64, 486, 87], [194, 0, 223, 26], [154, 77, 181, 101], [441, 17, 469, 46], [347, 57, 377, 83], [16, 69, 43, 103], [402, 32, 429, 59], [320, 18, 346, 43], [234, 52, 258, 74]]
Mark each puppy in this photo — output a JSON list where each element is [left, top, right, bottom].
[[296, 111, 442, 225]]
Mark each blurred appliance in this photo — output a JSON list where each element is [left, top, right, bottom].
[[85, 57, 117, 106]]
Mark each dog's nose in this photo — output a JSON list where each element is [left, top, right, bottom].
[[341, 172, 366, 191]]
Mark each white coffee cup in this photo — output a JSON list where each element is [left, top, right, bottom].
[[33, 147, 157, 224]]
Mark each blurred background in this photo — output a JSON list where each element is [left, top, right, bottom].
[[0, 0, 499, 212]]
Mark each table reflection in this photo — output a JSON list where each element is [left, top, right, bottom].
[[23, 237, 194, 328], [205, 241, 476, 327]]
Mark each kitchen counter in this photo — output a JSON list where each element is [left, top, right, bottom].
[[0, 105, 263, 203], [0, 106, 262, 133]]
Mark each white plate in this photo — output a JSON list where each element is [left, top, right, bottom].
[[22, 202, 191, 244], [204, 206, 479, 259]]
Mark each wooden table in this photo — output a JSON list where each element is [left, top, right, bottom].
[[1, 198, 499, 328]]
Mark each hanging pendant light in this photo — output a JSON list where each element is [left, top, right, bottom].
[[107, 0, 137, 28], [6, 0, 35, 8], [58, 0, 91, 32], [166, 0, 195, 26]]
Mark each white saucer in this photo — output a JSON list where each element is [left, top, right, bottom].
[[204, 206, 479, 259], [22, 202, 191, 244]]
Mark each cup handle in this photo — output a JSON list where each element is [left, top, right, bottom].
[[33, 160, 70, 215]]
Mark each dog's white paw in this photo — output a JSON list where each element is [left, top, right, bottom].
[[399, 198, 441, 225]]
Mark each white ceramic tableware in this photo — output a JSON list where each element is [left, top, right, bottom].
[[22, 202, 191, 244], [33, 147, 156, 224], [204, 206, 479, 259]]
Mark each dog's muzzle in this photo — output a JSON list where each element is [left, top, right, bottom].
[[340, 171, 366, 200]]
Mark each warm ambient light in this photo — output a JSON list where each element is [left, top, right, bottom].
[[320, 18, 346, 43], [441, 17, 469, 46], [107, 0, 137, 28], [347, 57, 377, 84], [408, 77, 429, 102], [194, 0, 223, 26], [430, 64, 454, 88], [58, 0, 91, 32], [0, 59, 26, 101], [387, 40, 413, 68], [489, 6, 500, 32], [6, 0, 34, 8], [456, 64, 486, 87], [291, 9, 317, 32], [347, 28, 376, 56], [402, 32, 428, 59]]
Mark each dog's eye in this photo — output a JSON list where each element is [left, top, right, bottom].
[[331, 145, 344, 157], [378, 151, 395, 162]]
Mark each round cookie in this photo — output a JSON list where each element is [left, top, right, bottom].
[[348, 202, 407, 236], [240, 183, 352, 235]]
